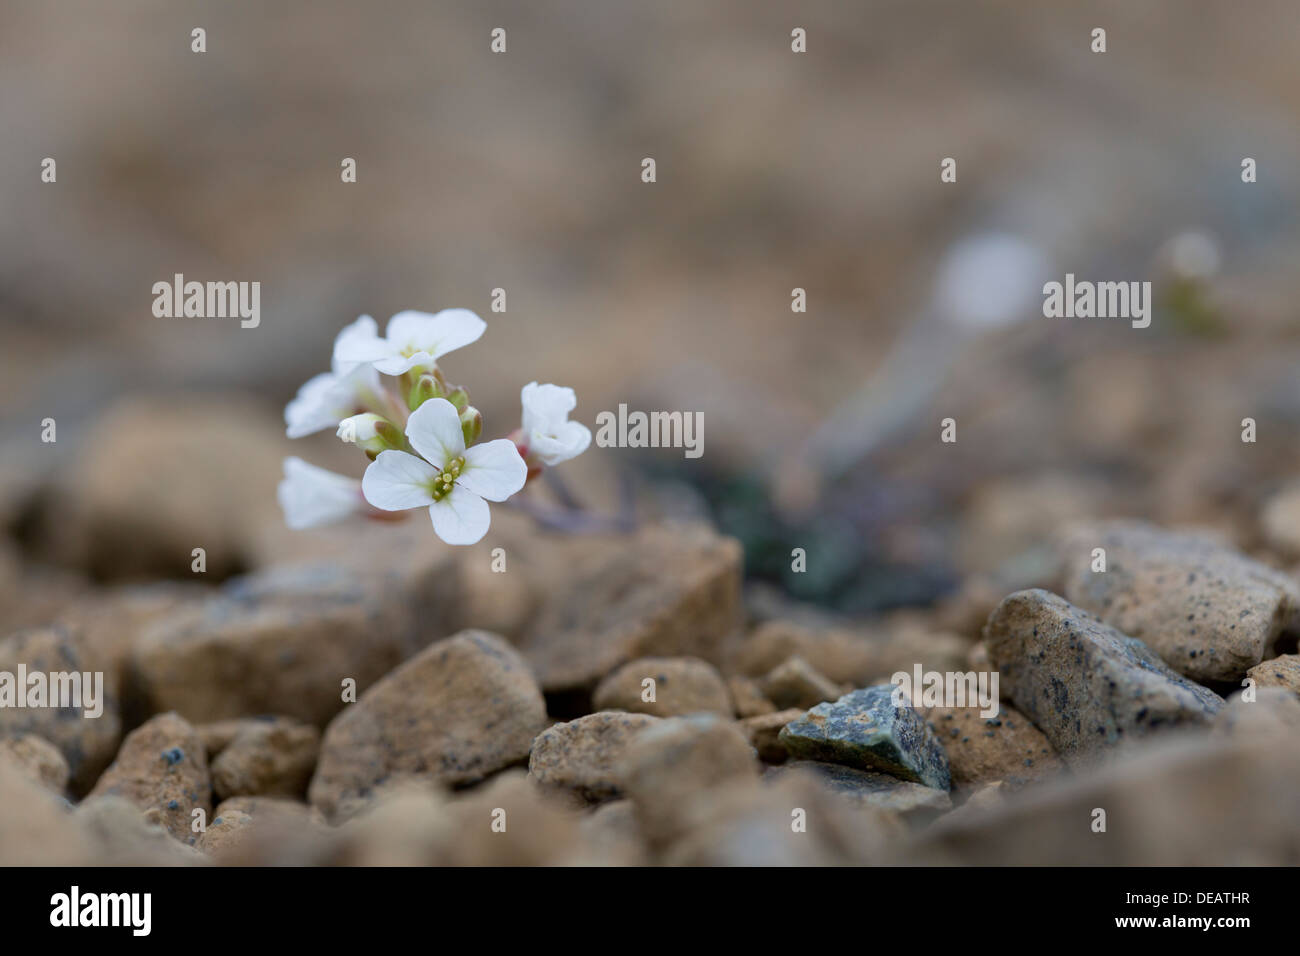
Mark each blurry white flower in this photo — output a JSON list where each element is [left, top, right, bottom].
[[333, 309, 486, 376], [277, 457, 365, 529], [285, 316, 383, 438], [519, 381, 591, 466], [361, 398, 526, 544]]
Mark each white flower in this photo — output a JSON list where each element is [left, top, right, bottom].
[[285, 316, 383, 438], [361, 398, 526, 544], [277, 457, 365, 529], [333, 309, 487, 376], [520, 381, 591, 466]]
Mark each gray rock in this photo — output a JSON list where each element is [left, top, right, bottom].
[[985, 589, 1224, 765], [777, 685, 951, 790], [768, 760, 952, 818], [1060, 520, 1300, 681]]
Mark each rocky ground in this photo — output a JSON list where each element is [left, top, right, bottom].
[[2, 400, 1298, 865]]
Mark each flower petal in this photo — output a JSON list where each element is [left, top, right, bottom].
[[529, 419, 592, 466], [520, 381, 577, 434], [388, 309, 487, 361], [404, 397, 465, 468], [277, 457, 362, 529], [372, 351, 432, 376], [360, 450, 438, 511], [460, 438, 528, 502], [427, 487, 491, 545], [333, 314, 397, 372]]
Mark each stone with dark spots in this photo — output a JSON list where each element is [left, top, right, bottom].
[[518, 525, 743, 693], [308, 630, 547, 822], [528, 711, 661, 805], [1245, 653, 1300, 695], [592, 656, 732, 717], [0, 625, 122, 795], [1060, 520, 1300, 681], [777, 685, 951, 790], [129, 551, 460, 727], [985, 589, 1224, 766], [87, 711, 212, 845]]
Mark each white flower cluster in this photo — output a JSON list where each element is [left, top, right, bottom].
[[277, 310, 590, 544]]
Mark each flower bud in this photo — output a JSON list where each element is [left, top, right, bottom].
[[460, 405, 483, 445], [408, 373, 444, 411], [447, 387, 470, 412], [338, 413, 400, 456]]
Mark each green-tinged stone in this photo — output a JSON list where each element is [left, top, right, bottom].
[[778, 684, 951, 790]]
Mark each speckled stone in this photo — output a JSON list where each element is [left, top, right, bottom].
[[0, 733, 70, 793], [592, 657, 731, 717], [0, 625, 122, 794], [528, 711, 661, 804], [768, 760, 952, 818], [518, 525, 743, 692], [210, 717, 320, 800], [309, 630, 547, 821], [87, 711, 213, 846], [985, 589, 1224, 765], [1060, 520, 1300, 681], [921, 704, 1061, 788], [130, 556, 459, 727], [1246, 653, 1300, 695], [777, 685, 951, 790]]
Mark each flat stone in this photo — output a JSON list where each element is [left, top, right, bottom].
[[592, 656, 731, 717], [130, 554, 459, 727], [760, 654, 847, 710], [0, 625, 122, 794], [985, 589, 1224, 765], [1246, 653, 1300, 694], [0, 733, 69, 793], [518, 525, 743, 692], [309, 630, 547, 821], [739, 708, 803, 762], [777, 685, 951, 790], [87, 711, 212, 846], [1060, 520, 1300, 681], [528, 711, 661, 805], [921, 704, 1061, 788], [769, 760, 952, 818]]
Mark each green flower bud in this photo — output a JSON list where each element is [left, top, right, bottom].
[[460, 405, 483, 445]]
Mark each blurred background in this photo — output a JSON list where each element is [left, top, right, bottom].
[[3, 0, 1300, 618]]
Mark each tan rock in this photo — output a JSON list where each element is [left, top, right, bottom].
[[760, 655, 846, 710], [210, 717, 320, 800], [593, 656, 731, 717], [726, 675, 776, 717], [0, 625, 122, 794], [528, 711, 660, 805], [922, 704, 1061, 788], [0, 733, 69, 793], [129, 552, 459, 726], [619, 714, 758, 846], [88, 711, 212, 846], [1246, 653, 1300, 694], [518, 524, 743, 691], [309, 630, 547, 821], [1060, 520, 1300, 681], [740, 708, 803, 763]]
